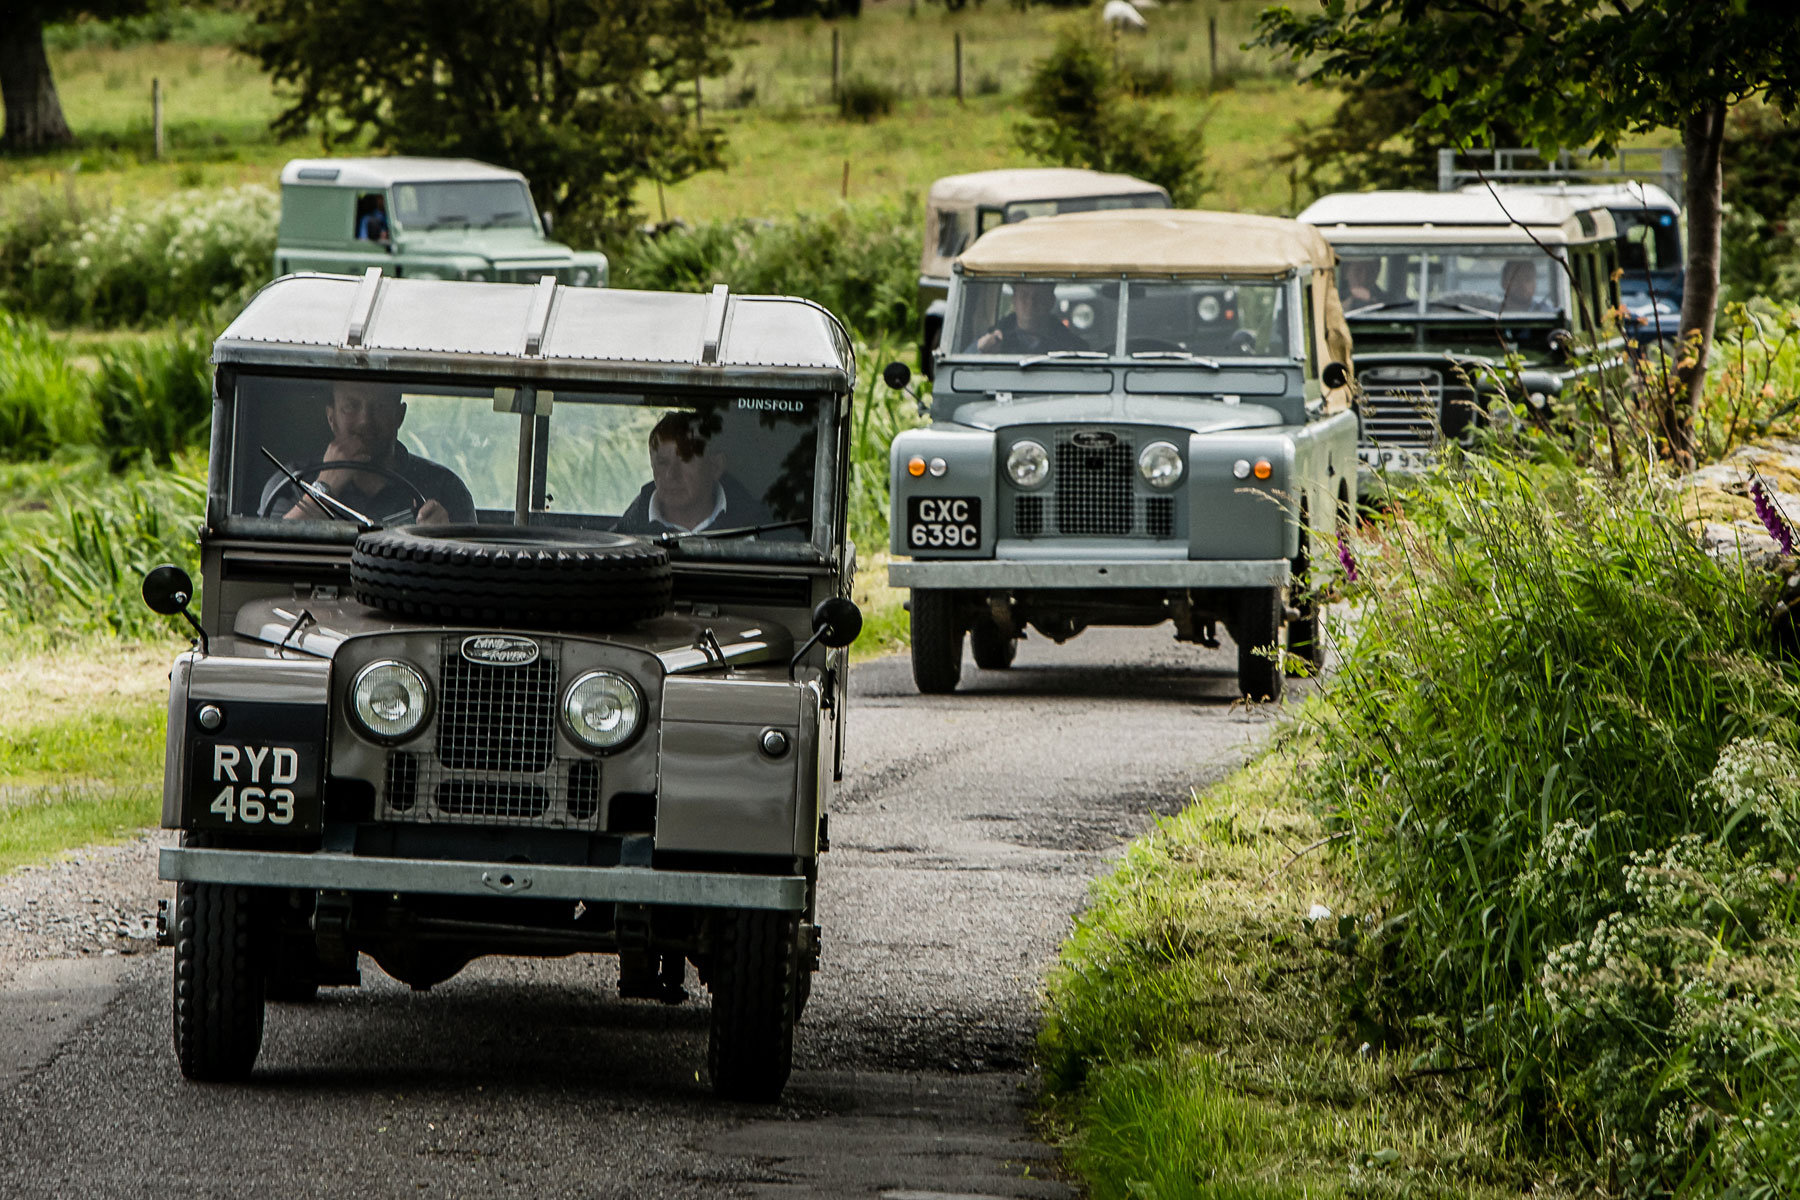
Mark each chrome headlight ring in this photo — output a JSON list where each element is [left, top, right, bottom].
[[1006, 439, 1050, 489], [563, 670, 645, 752], [350, 659, 432, 743], [1138, 441, 1184, 489]]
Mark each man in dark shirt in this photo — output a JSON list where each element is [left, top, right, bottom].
[[267, 381, 474, 525], [617, 411, 772, 536], [967, 281, 1088, 354]]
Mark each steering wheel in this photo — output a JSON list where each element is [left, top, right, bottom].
[[260, 459, 429, 519], [1126, 338, 1184, 354], [1229, 329, 1259, 354]]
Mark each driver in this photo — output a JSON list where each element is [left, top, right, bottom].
[[967, 281, 1087, 354], [264, 380, 474, 525]]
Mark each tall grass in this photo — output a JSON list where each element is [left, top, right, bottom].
[[0, 312, 98, 456], [1310, 455, 1800, 1190]]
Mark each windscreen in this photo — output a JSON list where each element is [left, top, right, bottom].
[[392, 181, 537, 232], [228, 375, 829, 554], [1000, 191, 1171, 224], [1336, 246, 1567, 318], [950, 277, 1291, 358], [1611, 208, 1681, 273]]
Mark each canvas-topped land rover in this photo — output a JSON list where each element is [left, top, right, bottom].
[[145, 271, 860, 1102], [889, 209, 1359, 702]]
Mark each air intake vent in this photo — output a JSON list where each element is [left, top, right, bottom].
[[1144, 496, 1175, 538], [384, 752, 418, 812], [1015, 494, 1044, 536], [437, 780, 549, 819], [568, 760, 600, 822]]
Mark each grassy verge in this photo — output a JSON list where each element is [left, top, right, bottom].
[[1039, 746, 1546, 1200], [0, 638, 170, 872]]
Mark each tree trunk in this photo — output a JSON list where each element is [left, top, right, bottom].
[[1669, 100, 1727, 465], [0, 15, 73, 153]]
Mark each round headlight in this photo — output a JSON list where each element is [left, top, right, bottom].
[[1197, 295, 1222, 322], [1069, 301, 1096, 331], [1006, 440, 1050, 489], [1138, 441, 1184, 489], [573, 269, 592, 287], [350, 660, 431, 742], [564, 671, 643, 751], [468, 270, 487, 283]]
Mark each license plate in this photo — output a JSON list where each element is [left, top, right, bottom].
[[190, 740, 321, 831], [1359, 446, 1431, 472], [906, 496, 981, 550]]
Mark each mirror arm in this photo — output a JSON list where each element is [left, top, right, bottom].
[[172, 591, 209, 656], [788, 628, 828, 679]]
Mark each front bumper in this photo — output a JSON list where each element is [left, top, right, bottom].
[[160, 847, 806, 911], [889, 558, 1291, 589]]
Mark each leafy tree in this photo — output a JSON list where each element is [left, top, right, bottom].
[[1, 2, 150, 152], [1281, 83, 1524, 200], [1258, 0, 1800, 463], [243, 0, 735, 246], [1015, 30, 1206, 206]]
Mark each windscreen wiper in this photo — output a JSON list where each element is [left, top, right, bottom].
[[426, 215, 469, 230], [1346, 300, 1421, 317], [1129, 350, 1222, 367], [260, 447, 377, 530], [1433, 301, 1502, 318], [1017, 350, 1110, 367], [653, 518, 810, 547], [480, 211, 524, 228]]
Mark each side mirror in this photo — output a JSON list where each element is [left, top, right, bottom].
[[882, 361, 912, 390], [812, 596, 864, 649], [1322, 361, 1349, 390], [142, 563, 194, 615], [143, 563, 208, 652]]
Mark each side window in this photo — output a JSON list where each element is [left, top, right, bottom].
[[1301, 283, 1319, 376], [353, 192, 389, 241], [979, 207, 1009, 234], [933, 208, 971, 260]]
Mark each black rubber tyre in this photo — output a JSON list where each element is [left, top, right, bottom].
[[1287, 532, 1326, 676], [708, 909, 800, 1103], [350, 525, 672, 629], [1235, 587, 1285, 703], [909, 589, 963, 694], [172, 881, 267, 1081], [969, 617, 1017, 670]]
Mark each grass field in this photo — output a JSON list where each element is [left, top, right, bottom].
[[4, 0, 1326, 230]]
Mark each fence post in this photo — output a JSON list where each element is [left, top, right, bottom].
[[831, 28, 841, 101], [1208, 18, 1218, 87], [954, 31, 964, 104], [841, 158, 850, 200], [152, 78, 164, 160]]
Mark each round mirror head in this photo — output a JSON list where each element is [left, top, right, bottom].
[[812, 596, 864, 649], [882, 361, 912, 391], [142, 563, 194, 616], [1322, 361, 1349, 390]]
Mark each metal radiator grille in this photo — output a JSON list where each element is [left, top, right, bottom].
[[1360, 367, 1444, 448], [1054, 433, 1135, 535], [437, 646, 559, 772]]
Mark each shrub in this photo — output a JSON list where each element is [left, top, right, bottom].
[[1014, 29, 1206, 205], [0, 313, 97, 459], [1311, 456, 1800, 1189], [15, 185, 277, 328], [92, 328, 213, 468], [838, 74, 898, 122]]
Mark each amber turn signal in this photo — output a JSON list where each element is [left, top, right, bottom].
[[1252, 459, 1273, 480], [907, 456, 927, 477]]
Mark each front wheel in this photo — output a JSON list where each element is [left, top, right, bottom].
[[1235, 587, 1285, 703], [707, 909, 800, 1102], [172, 881, 267, 1081], [909, 589, 963, 694]]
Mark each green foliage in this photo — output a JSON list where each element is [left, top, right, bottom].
[[45, 3, 250, 50], [612, 200, 921, 342], [242, 0, 736, 246], [91, 327, 212, 468], [837, 74, 898, 122], [1311, 458, 1800, 1188], [1722, 100, 1800, 305], [1014, 29, 1207, 206], [7, 185, 276, 328], [0, 313, 98, 458]]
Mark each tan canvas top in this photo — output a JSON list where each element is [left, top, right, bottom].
[[956, 209, 1338, 278], [927, 168, 1168, 209]]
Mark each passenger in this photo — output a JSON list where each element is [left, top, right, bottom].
[[358, 195, 391, 243], [263, 380, 474, 525], [617, 411, 772, 535], [1501, 259, 1552, 312], [968, 281, 1087, 354]]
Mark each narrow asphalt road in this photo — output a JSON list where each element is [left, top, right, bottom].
[[0, 627, 1281, 1199]]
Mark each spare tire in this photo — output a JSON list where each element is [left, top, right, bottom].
[[350, 525, 672, 629]]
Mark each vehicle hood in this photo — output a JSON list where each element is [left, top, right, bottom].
[[1353, 349, 1561, 394], [947, 393, 1284, 434], [392, 227, 576, 261], [233, 596, 793, 674]]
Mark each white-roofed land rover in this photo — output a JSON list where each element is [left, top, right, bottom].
[[143, 271, 862, 1102], [887, 210, 1359, 702]]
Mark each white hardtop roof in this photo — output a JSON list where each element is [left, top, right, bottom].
[[956, 208, 1335, 277], [1467, 180, 1681, 214], [280, 157, 528, 189], [215, 273, 853, 393], [927, 168, 1169, 209], [1298, 189, 1615, 245]]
